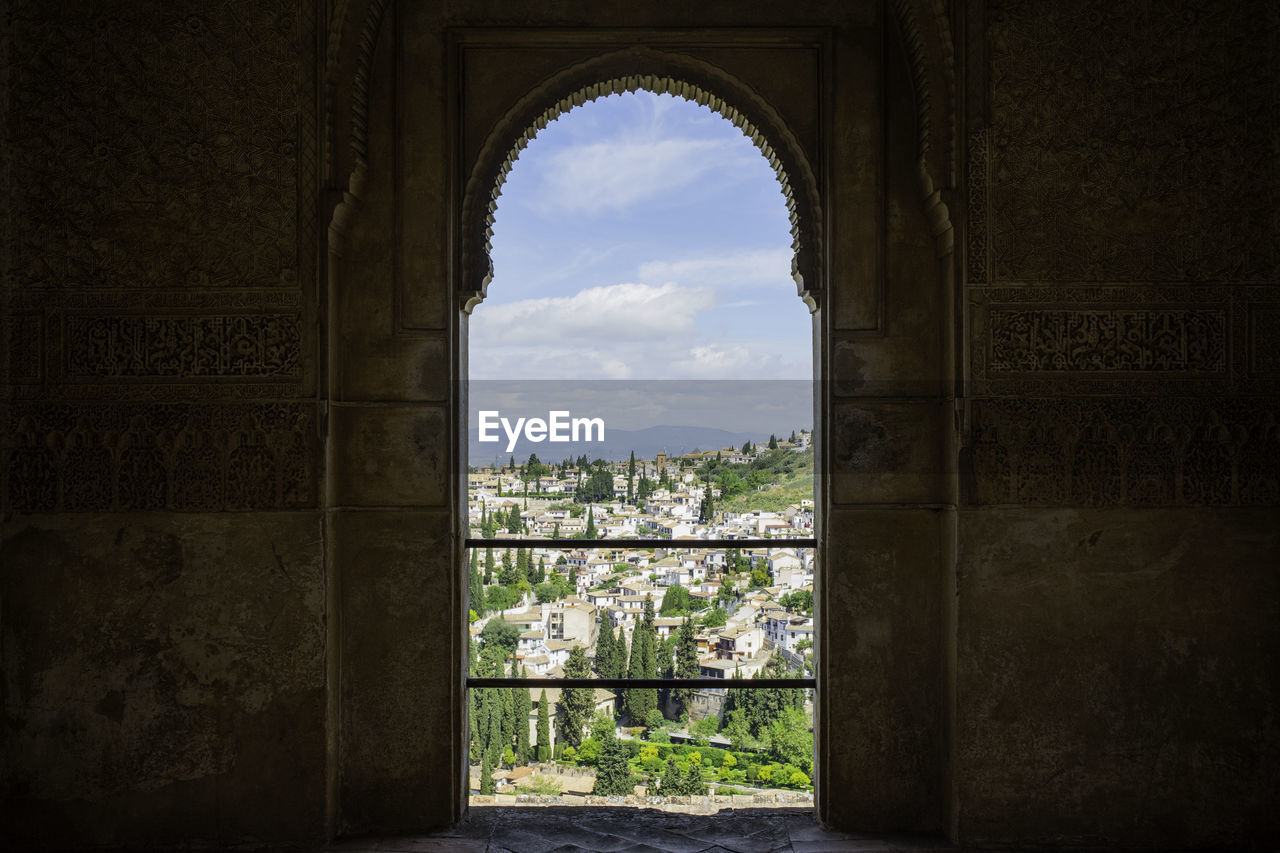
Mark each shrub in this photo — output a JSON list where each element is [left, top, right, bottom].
[[517, 775, 563, 796]]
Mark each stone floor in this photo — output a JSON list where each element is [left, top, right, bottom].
[[330, 807, 956, 853]]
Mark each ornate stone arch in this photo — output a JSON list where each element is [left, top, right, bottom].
[[456, 47, 825, 314], [891, 0, 958, 254]]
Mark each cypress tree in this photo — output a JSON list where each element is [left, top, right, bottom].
[[499, 548, 518, 586], [595, 624, 615, 677], [484, 547, 495, 584], [468, 689, 480, 763], [769, 433, 779, 450], [674, 617, 699, 715], [592, 727, 635, 796], [484, 685, 503, 764], [479, 747, 495, 794], [625, 597, 659, 721], [557, 646, 594, 748], [536, 688, 551, 761], [469, 549, 485, 617], [500, 673, 516, 757], [512, 660, 530, 764], [615, 627, 629, 684], [627, 450, 636, 502]]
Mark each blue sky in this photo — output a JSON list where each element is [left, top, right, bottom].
[[469, 91, 813, 381]]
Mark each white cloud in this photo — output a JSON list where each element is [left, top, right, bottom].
[[471, 281, 717, 349], [636, 248, 794, 290], [528, 138, 754, 214]]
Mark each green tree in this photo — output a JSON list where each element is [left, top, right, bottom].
[[592, 726, 635, 796], [484, 546, 495, 584], [660, 583, 691, 615], [486, 584, 520, 612], [769, 434, 779, 450], [723, 708, 757, 752], [644, 708, 666, 732], [479, 747, 495, 794], [779, 589, 813, 614], [691, 714, 719, 742], [698, 484, 715, 523], [660, 757, 683, 795], [481, 617, 520, 655], [766, 706, 813, 774], [499, 680, 516, 756], [498, 548, 517, 586], [625, 596, 659, 722], [576, 466, 614, 503], [627, 450, 636, 503], [469, 549, 485, 618], [721, 651, 803, 738], [595, 623, 614, 676], [526, 452, 545, 481], [583, 506, 597, 539], [536, 688, 551, 761], [512, 660, 531, 765], [674, 617, 699, 714], [484, 683, 503, 765], [701, 606, 727, 628], [557, 646, 594, 748], [789, 429, 797, 443], [611, 626, 629, 683], [468, 689, 480, 763]]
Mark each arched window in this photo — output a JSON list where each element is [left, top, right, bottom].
[[463, 85, 817, 807]]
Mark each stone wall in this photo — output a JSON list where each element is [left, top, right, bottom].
[[1, 0, 327, 846], [1, 0, 1276, 847], [958, 0, 1280, 845]]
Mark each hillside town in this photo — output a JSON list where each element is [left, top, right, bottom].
[[467, 431, 817, 802]]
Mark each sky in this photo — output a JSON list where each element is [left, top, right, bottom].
[[468, 90, 813, 382]]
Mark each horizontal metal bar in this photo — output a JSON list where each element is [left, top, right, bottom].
[[467, 677, 815, 689], [464, 538, 816, 550]]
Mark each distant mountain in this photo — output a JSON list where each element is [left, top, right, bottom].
[[468, 424, 769, 466]]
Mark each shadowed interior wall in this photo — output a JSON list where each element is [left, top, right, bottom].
[[1, 0, 1276, 848], [1, 0, 327, 846], [955, 0, 1280, 845]]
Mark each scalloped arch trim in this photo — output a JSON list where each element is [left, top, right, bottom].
[[482, 77, 803, 268], [460, 58, 823, 315]]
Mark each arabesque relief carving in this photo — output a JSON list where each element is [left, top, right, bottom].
[[3, 404, 317, 513], [65, 315, 301, 378], [7, 0, 305, 292], [968, 398, 1280, 507], [2, 1, 317, 512], [969, 285, 1278, 396], [988, 309, 1226, 374], [984, 0, 1278, 283]]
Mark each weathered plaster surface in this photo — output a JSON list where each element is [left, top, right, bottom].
[[957, 508, 1280, 846], [0, 512, 327, 846], [335, 509, 457, 832]]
